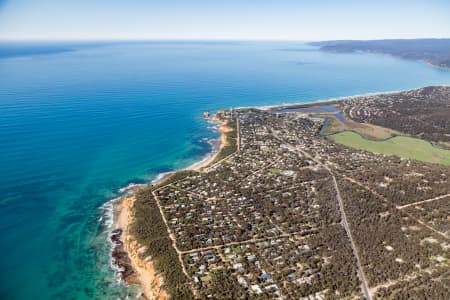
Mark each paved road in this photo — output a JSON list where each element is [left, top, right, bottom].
[[151, 190, 191, 279], [270, 127, 372, 300], [331, 175, 372, 300]]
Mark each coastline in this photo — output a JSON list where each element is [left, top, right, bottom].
[[308, 42, 450, 71], [107, 84, 450, 298], [422, 60, 450, 71], [238, 84, 450, 112], [112, 195, 169, 300], [186, 117, 230, 171], [185, 137, 221, 171], [109, 115, 228, 299]]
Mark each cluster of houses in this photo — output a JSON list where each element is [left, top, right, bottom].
[[152, 105, 449, 298], [152, 109, 367, 298], [181, 235, 329, 299]]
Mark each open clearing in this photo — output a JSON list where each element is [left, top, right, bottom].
[[321, 115, 398, 140], [329, 131, 450, 166]]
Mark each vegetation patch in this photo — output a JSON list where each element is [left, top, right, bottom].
[[336, 86, 450, 147], [130, 188, 193, 299], [154, 170, 198, 188], [329, 131, 450, 165], [268, 167, 282, 174], [321, 115, 398, 140], [210, 119, 238, 165]]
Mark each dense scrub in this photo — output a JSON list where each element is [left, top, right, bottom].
[[337, 178, 447, 287], [374, 268, 450, 299], [130, 188, 193, 299], [338, 86, 450, 147]]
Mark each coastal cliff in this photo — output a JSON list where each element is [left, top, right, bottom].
[[113, 196, 169, 299], [110, 113, 238, 299]]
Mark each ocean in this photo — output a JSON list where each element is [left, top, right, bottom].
[[1, 41, 449, 299]]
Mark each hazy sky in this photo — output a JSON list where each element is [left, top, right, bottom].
[[0, 0, 449, 41]]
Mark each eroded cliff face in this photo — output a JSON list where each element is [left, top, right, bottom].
[[113, 196, 169, 300], [111, 228, 136, 282]]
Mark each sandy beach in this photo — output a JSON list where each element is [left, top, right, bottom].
[[238, 84, 450, 112], [187, 117, 231, 171], [113, 196, 168, 300], [111, 115, 229, 299]]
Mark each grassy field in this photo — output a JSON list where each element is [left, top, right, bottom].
[[329, 131, 450, 166], [268, 167, 282, 174], [321, 115, 398, 140]]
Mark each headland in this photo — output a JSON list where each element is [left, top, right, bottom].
[[310, 39, 450, 70]]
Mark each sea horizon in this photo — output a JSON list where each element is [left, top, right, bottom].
[[1, 40, 450, 299]]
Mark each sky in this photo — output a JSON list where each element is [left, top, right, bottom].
[[0, 0, 449, 41]]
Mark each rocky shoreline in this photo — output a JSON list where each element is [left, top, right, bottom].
[[110, 228, 136, 282], [108, 115, 230, 299], [110, 196, 169, 299]]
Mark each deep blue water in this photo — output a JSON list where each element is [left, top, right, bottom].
[[1, 41, 450, 299]]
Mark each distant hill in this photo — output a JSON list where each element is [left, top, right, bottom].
[[310, 39, 450, 69]]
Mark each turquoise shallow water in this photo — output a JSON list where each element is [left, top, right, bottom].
[[1, 41, 450, 299]]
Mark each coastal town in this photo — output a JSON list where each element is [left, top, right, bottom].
[[116, 86, 450, 300], [4, 2, 450, 299]]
